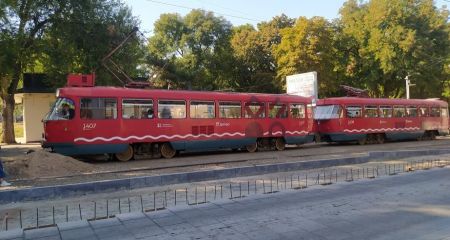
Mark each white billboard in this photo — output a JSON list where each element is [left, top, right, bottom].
[[286, 71, 318, 99]]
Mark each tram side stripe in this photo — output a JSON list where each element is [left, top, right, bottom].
[[74, 131, 310, 143], [343, 127, 421, 133]]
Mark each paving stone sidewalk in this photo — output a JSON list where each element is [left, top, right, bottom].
[[2, 167, 450, 240]]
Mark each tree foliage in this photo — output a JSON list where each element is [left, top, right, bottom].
[[0, 0, 142, 143], [274, 17, 342, 97], [339, 0, 450, 98], [147, 9, 233, 90], [229, 15, 294, 93]]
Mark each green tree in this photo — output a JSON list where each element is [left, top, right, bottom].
[[147, 9, 233, 90], [0, 0, 142, 143], [339, 0, 450, 98], [230, 15, 294, 92], [274, 17, 341, 97]]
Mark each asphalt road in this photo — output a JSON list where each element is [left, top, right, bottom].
[[2, 165, 450, 240]]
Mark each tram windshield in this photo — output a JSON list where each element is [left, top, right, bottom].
[[314, 105, 341, 120], [45, 98, 75, 120]]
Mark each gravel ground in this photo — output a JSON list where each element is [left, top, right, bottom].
[[1, 137, 450, 187]]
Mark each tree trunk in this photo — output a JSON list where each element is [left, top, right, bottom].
[[1, 94, 16, 144]]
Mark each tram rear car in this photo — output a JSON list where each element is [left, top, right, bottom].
[[315, 97, 449, 144], [42, 87, 316, 160]]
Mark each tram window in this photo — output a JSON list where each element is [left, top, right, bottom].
[[80, 98, 117, 120], [314, 105, 340, 119], [244, 102, 265, 118], [290, 104, 306, 118], [346, 106, 362, 118], [219, 102, 241, 118], [419, 107, 429, 117], [122, 99, 153, 119], [441, 108, 448, 118], [268, 103, 287, 118], [158, 100, 186, 119], [46, 98, 75, 120], [406, 106, 418, 117], [364, 105, 378, 118], [379, 106, 392, 118], [190, 101, 215, 119], [393, 106, 406, 118], [430, 107, 441, 117]]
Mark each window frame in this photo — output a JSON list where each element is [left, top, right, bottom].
[[290, 103, 306, 119], [268, 103, 288, 119], [244, 102, 266, 119], [80, 97, 118, 120], [393, 105, 406, 118], [345, 105, 362, 118], [121, 98, 154, 120], [419, 107, 429, 117], [189, 100, 216, 119], [158, 99, 187, 119], [218, 101, 242, 119], [406, 106, 418, 118], [364, 105, 378, 118]]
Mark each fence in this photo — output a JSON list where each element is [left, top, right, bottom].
[[1, 158, 448, 231]]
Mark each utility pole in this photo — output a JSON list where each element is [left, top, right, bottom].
[[405, 75, 415, 99]]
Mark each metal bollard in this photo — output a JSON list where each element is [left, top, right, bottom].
[[204, 186, 206, 203], [53, 206, 55, 225], [195, 187, 198, 204], [263, 180, 266, 194], [79, 204, 82, 220], [239, 182, 242, 198], [153, 192, 156, 211], [20, 210, 23, 229], [140, 195, 144, 212], [229, 184, 233, 199], [5, 213, 8, 231]]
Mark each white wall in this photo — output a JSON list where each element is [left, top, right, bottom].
[[21, 93, 56, 142]]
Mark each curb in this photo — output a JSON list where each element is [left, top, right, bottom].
[[0, 148, 449, 204]]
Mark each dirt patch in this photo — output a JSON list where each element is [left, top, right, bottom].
[[3, 149, 95, 179]]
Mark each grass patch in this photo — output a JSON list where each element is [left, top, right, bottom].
[[14, 122, 24, 138]]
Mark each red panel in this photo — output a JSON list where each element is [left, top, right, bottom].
[[67, 74, 95, 87]]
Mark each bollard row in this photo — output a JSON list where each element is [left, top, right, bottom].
[[1, 158, 449, 231]]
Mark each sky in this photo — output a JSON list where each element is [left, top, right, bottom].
[[126, 0, 449, 36]]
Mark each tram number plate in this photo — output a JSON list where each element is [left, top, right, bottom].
[[83, 123, 97, 131]]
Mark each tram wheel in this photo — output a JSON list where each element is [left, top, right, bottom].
[[115, 145, 134, 162], [160, 143, 176, 159], [357, 136, 367, 145], [376, 134, 385, 144], [429, 131, 436, 140], [245, 143, 258, 153], [275, 138, 286, 151]]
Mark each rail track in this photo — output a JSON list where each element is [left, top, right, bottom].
[[10, 138, 450, 186]]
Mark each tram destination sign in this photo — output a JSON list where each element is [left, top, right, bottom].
[[286, 71, 318, 99]]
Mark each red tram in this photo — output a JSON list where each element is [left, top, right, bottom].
[[315, 97, 449, 144], [42, 87, 315, 160]]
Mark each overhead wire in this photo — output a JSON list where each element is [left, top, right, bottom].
[[143, 0, 264, 22]]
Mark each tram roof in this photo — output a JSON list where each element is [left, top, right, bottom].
[[318, 97, 448, 107], [57, 86, 313, 102]]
